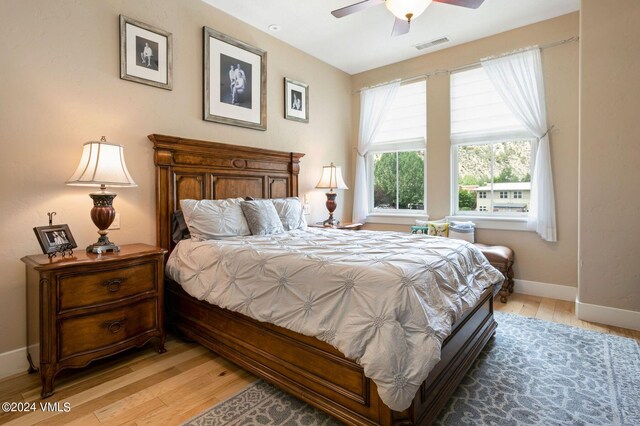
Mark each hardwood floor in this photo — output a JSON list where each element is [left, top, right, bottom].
[[1, 293, 637, 425]]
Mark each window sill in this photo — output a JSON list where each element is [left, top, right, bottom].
[[446, 215, 529, 231], [365, 212, 429, 225]]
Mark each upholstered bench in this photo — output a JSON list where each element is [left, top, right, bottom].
[[474, 243, 514, 303]]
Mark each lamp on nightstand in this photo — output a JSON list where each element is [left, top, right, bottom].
[[315, 162, 348, 227], [66, 137, 137, 253]]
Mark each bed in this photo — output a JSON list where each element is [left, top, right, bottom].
[[150, 133, 500, 425]]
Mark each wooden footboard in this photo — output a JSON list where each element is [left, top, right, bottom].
[[166, 280, 497, 425]]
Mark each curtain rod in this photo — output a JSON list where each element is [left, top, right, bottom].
[[354, 36, 579, 94]]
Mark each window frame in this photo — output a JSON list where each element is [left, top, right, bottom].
[[367, 145, 427, 215], [365, 79, 427, 219], [450, 137, 536, 218]]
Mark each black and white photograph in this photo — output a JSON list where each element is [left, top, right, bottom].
[[136, 37, 159, 70], [204, 27, 267, 130], [120, 15, 173, 90], [284, 78, 309, 123], [33, 224, 77, 255], [219, 54, 252, 109], [291, 89, 303, 111]]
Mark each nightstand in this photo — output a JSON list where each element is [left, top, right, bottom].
[[21, 243, 167, 398], [309, 222, 363, 230]]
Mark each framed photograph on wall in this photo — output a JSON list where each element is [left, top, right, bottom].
[[204, 27, 267, 130], [284, 78, 309, 123], [33, 224, 77, 256], [120, 15, 173, 90]]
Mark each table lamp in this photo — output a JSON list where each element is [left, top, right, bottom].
[[315, 162, 348, 227], [66, 137, 137, 253]]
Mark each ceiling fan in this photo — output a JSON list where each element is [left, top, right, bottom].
[[331, 0, 485, 36]]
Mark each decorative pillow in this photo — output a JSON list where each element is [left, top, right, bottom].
[[171, 210, 191, 243], [241, 199, 285, 236], [180, 198, 250, 240], [427, 221, 449, 237], [271, 197, 307, 231], [449, 221, 475, 243]]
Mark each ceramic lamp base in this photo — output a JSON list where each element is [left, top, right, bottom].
[[322, 192, 340, 227], [87, 189, 120, 254]]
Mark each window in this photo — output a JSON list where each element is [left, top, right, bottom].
[[451, 67, 533, 216], [369, 80, 426, 213]]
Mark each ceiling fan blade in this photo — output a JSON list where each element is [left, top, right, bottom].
[[331, 0, 385, 18], [391, 18, 410, 36], [434, 0, 485, 9]]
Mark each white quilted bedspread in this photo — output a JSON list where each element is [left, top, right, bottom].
[[166, 228, 503, 411]]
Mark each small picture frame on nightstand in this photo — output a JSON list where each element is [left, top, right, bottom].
[[33, 224, 77, 256]]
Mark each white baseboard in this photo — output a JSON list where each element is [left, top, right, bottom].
[[576, 300, 640, 331], [513, 279, 577, 301], [0, 346, 29, 380]]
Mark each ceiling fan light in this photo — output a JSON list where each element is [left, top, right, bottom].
[[385, 0, 432, 22]]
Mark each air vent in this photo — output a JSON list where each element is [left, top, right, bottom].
[[414, 37, 450, 50]]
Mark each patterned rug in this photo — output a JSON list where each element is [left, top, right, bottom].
[[183, 312, 640, 426]]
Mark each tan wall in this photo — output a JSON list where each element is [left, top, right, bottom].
[[579, 0, 640, 311], [351, 13, 580, 288], [0, 0, 352, 354]]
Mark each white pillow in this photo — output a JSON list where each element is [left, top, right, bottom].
[[271, 198, 307, 231], [180, 198, 250, 240], [448, 221, 475, 243]]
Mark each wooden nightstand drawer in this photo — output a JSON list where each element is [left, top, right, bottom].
[[22, 243, 166, 397], [59, 261, 156, 311], [59, 298, 157, 360]]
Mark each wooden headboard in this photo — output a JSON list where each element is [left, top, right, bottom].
[[149, 134, 304, 254]]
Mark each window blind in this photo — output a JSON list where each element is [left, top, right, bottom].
[[371, 80, 426, 152], [450, 67, 529, 144]]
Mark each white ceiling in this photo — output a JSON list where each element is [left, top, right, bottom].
[[201, 0, 579, 75]]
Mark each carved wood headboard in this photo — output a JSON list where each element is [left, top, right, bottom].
[[149, 134, 304, 254]]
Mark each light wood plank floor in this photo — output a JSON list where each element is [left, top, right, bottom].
[[1, 293, 637, 425]]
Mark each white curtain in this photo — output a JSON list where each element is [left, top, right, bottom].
[[352, 81, 400, 223], [481, 49, 557, 242]]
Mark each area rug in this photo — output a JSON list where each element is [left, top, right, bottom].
[[183, 312, 640, 425]]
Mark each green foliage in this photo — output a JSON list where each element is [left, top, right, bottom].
[[374, 151, 424, 209], [458, 188, 476, 210], [459, 175, 489, 187]]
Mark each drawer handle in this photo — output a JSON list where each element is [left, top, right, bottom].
[[103, 317, 128, 334], [102, 279, 124, 293]]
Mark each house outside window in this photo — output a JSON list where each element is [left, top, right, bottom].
[[450, 66, 534, 216], [514, 191, 523, 199], [368, 80, 427, 213]]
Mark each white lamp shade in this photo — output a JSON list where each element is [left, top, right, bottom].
[[315, 163, 348, 191], [66, 140, 137, 187], [385, 0, 432, 21]]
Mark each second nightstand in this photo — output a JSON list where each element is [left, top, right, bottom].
[[21, 243, 167, 398]]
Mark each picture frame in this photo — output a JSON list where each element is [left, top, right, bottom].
[[120, 15, 173, 90], [284, 78, 309, 123], [33, 224, 77, 256], [204, 27, 267, 131]]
